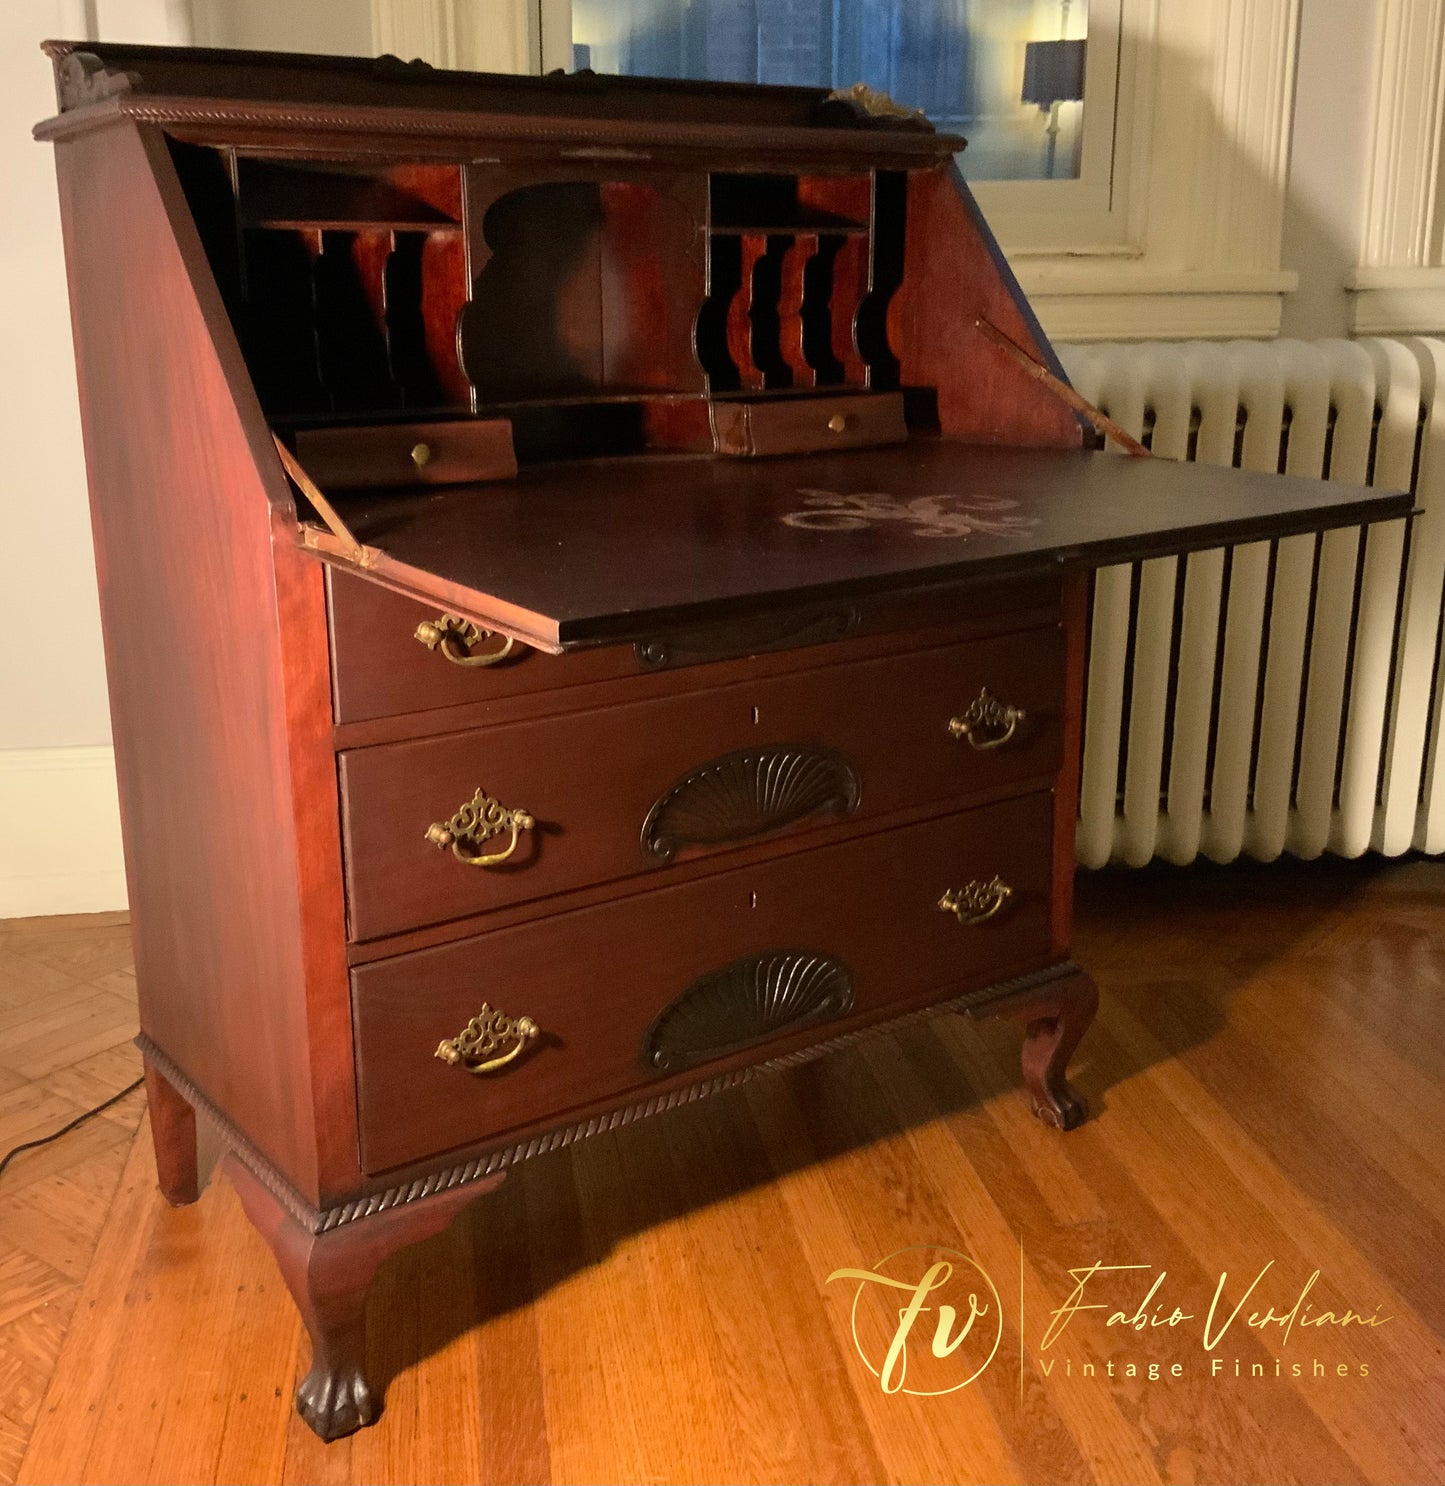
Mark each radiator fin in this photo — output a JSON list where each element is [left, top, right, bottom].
[[1059, 337, 1445, 866]]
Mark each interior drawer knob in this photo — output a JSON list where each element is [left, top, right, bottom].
[[410, 440, 433, 469], [939, 875, 1013, 925], [414, 614, 516, 667], [947, 687, 1026, 749], [435, 1003, 539, 1074], [425, 787, 534, 867], [827, 411, 860, 433]]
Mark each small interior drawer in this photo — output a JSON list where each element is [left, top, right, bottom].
[[351, 791, 1056, 1172], [711, 391, 906, 457], [295, 418, 516, 489], [337, 625, 1063, 941]]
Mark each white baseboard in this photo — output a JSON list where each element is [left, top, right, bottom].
[[0, 746, 127, 918]]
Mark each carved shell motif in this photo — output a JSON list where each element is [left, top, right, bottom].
[[641, 745, 861, 862], [643, 951, 855, 1074]]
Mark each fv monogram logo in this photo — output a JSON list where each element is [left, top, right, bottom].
[[827, 1244, 1004, 1395]]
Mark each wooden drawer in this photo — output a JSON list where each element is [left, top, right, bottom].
[[327, 570, 636, 725], [711, 392, 907, 457], [352, 792, 1055, 1172], [338, 627, 1063, 941], [326, 567, 1065, 727], [295, 418, 516, 490]]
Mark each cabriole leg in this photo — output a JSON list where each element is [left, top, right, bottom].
[[970, 968, 1099, 1130], [225, 1155, 501, 1441]]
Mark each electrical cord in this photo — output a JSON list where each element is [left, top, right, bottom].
[[0, 1076, 144, 1181]]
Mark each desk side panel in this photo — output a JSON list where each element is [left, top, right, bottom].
[[892, 163, 1083, 449], [51, 119, 354, 1203]]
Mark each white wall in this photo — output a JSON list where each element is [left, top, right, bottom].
[[191, 0, 372, 55], [1279, 0, 1379, 339], [1, 4, 113, 754], [0, 1, 376, 917], [0, 4, 127, 914]]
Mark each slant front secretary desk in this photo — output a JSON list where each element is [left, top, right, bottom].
[[39, 42, 1410, 1440]]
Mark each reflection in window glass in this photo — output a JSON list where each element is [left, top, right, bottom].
[[569, 0, 1088, 180]]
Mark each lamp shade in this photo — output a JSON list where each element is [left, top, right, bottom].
[[1021, 38, 1086, 107]]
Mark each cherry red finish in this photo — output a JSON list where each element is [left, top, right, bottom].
[[143, 1057, 200, 1207]]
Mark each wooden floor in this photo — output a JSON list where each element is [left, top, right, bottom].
[[1, 860, 1443, 1485]]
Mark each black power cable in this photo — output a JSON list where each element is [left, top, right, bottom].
[[0, 1077, 144, 1181]]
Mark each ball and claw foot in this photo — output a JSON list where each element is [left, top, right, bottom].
[[296, 1362, 378, 1442], [1027, 1080, 1088, 1131], [225, 1152, 504, 1443]]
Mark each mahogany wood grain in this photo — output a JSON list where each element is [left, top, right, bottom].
[[340, 779, 1059, 978], [776, 232, 817, 387], [419, 229, 471, 405], [726, 234, 769, 391], [294, 418, 516, 489], [460, 172, 707, 403], [234, 158, 464, 227], [966, 965, 1098, 1128], [325, 565, 1064, 727], [338, 627, 1063, 940], [226, 1154, 504, 1441], [829, 232, 871, 385], [1050, 569, 1089, 956], [597, 178, 708, 392], [351, 793, 1056, 1172], [796, 172, 874, 224], [141, 1056, 199, 1206], [892, 163, 1083, 448], [710, 389, 907, 456], [51, 119, 353, 1206], [41, 39, 966, 150]]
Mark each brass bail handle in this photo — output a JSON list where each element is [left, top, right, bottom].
[[426, 787, 534, 868], [939, 875, 1013, 925], [947, 687, 1026, 751], [436, 1003, 540, 1074], [414, 614, 516, 668]]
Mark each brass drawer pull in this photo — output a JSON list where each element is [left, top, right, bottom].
[[939, 876, 1013, 925], [425, 788, 534, 867], [948, 687, 1026, 750], [414, 615, 516, 668], [436, 1003, 539, 1074]]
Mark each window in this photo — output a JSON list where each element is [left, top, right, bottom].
[[567, 0, 1094, 183], [379, 0, 1305, 340]]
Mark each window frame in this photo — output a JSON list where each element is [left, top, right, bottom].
[[374, 0, 1305, 341]]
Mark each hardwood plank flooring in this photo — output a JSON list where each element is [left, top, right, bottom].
[[3, 863, 1444, 1485], [0, 913, 142, 1486]]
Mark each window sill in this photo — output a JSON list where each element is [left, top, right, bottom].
[[1345, 267, 1445, 335], [1007, 262, 1298, 341]]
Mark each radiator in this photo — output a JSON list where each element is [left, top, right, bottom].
[[1055, 338, 1445, 867]]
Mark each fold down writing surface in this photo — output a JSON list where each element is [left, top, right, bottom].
[[321, 440, 1411, 650]]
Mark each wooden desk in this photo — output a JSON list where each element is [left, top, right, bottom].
[[37, 40, 1411, 1441]]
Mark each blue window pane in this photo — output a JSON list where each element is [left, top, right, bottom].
[[568, 0, 1088, 180]]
